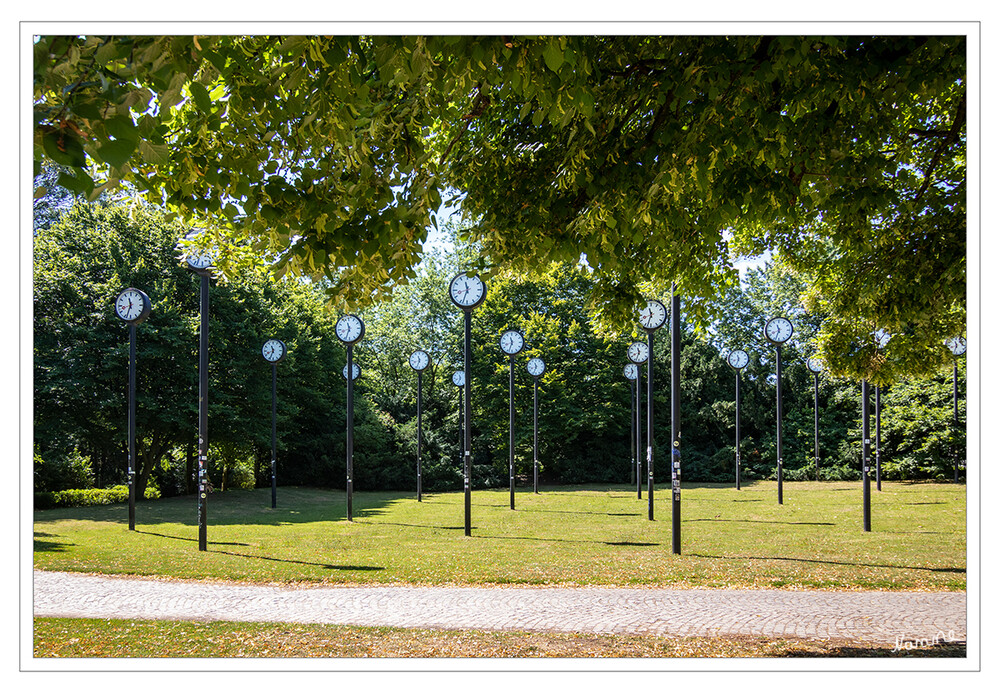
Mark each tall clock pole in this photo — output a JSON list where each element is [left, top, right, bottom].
[[417, 368, 423, 502], [875, 385, 882, 491], [261, 339, 286, 508], [669, 287, 681, 554], [128, 321, 137, 530], [346, 342, 354, 521], [271, 361, 278, 507], [335, 315, 365, 523], [197, 270, 209, 550], [945, 337, 966, 483], [500, 330, 524, 510], [448, 272, 486, 536], [533, 369, 539, 494], [764, 317, 793, 506], [624, 365, 637, 489], [727, 350, 748, 490], [776, 343, 784, 505], [736, 363, 742, 490], [805, 357, 823, 482], [116, 287, 150, 532], [647, 326, 655, 519], [637, 299, 666, 522], [509, 353, 516, 509], [183, 247, 215, 552], [636, 365, 642, 499], [862, 379, 872, 532], [463, 309, 472, 534]]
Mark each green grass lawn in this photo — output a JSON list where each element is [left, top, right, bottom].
[[33, 617, 966, 658], [33, 481, 966, 590]]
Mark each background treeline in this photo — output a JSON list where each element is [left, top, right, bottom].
[[33, 198, 967, 500]]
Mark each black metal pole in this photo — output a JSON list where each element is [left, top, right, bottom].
[[630, 381, 636, 487], [647, 329, 654, 521], [636, 366, 642, 499], [814, 373, 820, 482], [346, 343, 354, 522], [862, 380, 871, 532], [198, 273, 209, 551], [670, 288, 681, 554], [954, 361, 960, 482], [875, 385, 882, 491], [417, 370, 423, 502], [271, 362, 277, 508], [128, 323, 136, 531], [533, 376, 539, 494], [464, 310, 472, 536], [776, 345, 783, 505], [736, 368, 741, 491], [509, 356, 516, 509]]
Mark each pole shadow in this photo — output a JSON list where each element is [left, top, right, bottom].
[[33, 531, 72, 553], [211, 549, 384, 572], [686, 518, 836, 526], [688, 552, 965, 573], [134, 529, 250, 547]]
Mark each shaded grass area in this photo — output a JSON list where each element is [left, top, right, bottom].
[[33, 617, 966, 658], [33, 481, 966, 590]]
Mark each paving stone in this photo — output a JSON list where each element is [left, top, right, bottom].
[[32, 570, 965, 646]]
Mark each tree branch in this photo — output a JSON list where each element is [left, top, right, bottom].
[[915, 94, 965, 202]]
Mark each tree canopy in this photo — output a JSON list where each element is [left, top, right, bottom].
[[33, 34, 966, 382]]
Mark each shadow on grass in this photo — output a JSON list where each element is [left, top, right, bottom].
[[687, 518, 836, 526], [33, 531, 71, 553], [134, 529, 250, 547], [783, 642, 966, 658], [211, 549, 384, 572], [604, 541, 659, 547], [688, 552, 965, 573], [358, 520, 469, 531]]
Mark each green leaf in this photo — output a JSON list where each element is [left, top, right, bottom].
[[190, 82, 212, 113], [138, 140, 170, 166], [542, 41, 564, 73], [105, 115, 138, 143], [97, 138, 138, 169], [42, 130, 86, 168]]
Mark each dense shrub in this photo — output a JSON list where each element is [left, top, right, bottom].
[[34, 484, 161, 510]]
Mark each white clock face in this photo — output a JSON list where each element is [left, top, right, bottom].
[[262, 339, 285, 363], [186, 250, 215, 270], [449, 272, 486, 309], [342, 363, 361, 380], [945, 336, 966, 356], [639, 299, 667, 331], [727, 349, 749, 370], [764, 317, 793, 344], [624, 363, 638, 380], [527, 358, 545, 377], [335, 315, 364, 344], [627, 341, 649, 364], [409, 350, 430, 371], [452, 370, 465, 387], [500, 329, 524, 355], [806, 357, 823, 373], [115, 288, 148, 322]]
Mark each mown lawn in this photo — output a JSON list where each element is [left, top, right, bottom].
[[33, 481, 965, 591], [33, 617, 966, 658]]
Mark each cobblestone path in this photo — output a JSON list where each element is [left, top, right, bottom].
[[33, 570, 965, 645]]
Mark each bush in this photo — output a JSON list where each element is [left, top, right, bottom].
[[34, 484, 161, 509], [33, 447, 94, 493]]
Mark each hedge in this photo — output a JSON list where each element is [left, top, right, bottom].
[[34, 484, 161, 510]]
